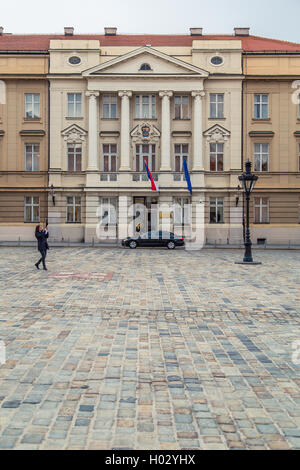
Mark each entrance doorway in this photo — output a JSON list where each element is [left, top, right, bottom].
[[133, 196, 158, 234]]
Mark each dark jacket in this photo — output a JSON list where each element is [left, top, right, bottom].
[[35, 230, 49, 252]]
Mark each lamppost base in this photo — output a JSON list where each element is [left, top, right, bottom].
[[235, 261, 262, 265]]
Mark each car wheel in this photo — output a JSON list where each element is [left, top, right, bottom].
[[129, 240, 137, 249], [167, 241, 175, 250]]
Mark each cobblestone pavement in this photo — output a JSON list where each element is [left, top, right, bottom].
[[0, 247, 299, 450]]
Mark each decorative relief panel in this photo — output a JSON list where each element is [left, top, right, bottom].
[[203, 124, 231, 143], [130, 122, 161, 146], [61, 124, 88, 143]]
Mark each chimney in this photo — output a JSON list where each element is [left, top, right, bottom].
[[190, 27, 203, 36], [104, 27, 117, 36], [64, 27, 74, 36], [234, 27, 250, 37], [0, 27, 3, 36]]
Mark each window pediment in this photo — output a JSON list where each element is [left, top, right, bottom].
[[203, 124, 230, 143], [61, 124, 87, 143]]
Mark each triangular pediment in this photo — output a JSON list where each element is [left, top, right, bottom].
[[82, 46, 209, 77], [203, 124, 231, 142], [61, 124, 87, 142]]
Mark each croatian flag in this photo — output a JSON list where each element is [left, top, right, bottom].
[[144, 160, 160, 193], [183, 158, 193, 195]]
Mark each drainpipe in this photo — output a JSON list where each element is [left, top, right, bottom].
[[47, 58, 50, 226]]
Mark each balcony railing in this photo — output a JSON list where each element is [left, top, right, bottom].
[[132, 172, 158, 182], [99, 172, 186, 183], [100, 173, 118, 182]]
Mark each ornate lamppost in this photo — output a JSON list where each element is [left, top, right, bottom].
[[235, 160, 262, 265]]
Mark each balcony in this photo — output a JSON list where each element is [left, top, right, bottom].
[[96, 171, 204, 189]]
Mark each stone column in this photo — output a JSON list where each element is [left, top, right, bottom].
[[118, 91, 132, 171], [159, 91, 173, 171], [86, 91, 100, 171], [191, 91, 205, 170]]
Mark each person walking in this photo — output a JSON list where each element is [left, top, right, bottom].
[[35, 225, 49, 271]]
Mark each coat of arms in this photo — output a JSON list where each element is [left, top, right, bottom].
[[141, 125, 150, 138]]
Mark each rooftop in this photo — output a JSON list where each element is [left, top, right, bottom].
[[0, 33, 300, 52]]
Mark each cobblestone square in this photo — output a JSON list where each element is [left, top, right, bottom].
[[0, 247, 299, 450]]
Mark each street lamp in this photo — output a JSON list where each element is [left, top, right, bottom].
[[235, 160, 262, 265]]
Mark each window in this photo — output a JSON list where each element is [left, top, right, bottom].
[[102, 94, 117, 119], [100, 197, 117, 224], [25, 144, 40, 171], [174, 96, 189, 120], [67, 93, 82, 117], [211, 56, 223, 66], [67, 144, 82, 172], [254, 143, 269, 172], [210, 143, 224, 171], [66, 196, 81, 223], [254, 197, 269, 223], [210, 198, 224, 223], [210, 94, 224, 119], [24, 196, 39, 222], [103, 144, 117, 172], [25, 94, 40, 119], [68, 56, 81, 65], [136, 144, 156, 171], [135, 95, 156, 119], [174, 144, 188, 171], [139, 63, 152, 71], [254, 94, 269, 119], [173, 197, 190, 225]]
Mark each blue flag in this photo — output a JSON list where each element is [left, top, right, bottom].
[[183, 158, 192, 195]]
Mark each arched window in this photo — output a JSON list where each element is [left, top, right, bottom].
[[139, 63, 152, 71]]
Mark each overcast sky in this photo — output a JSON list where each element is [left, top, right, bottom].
[[1, 0, 299, 43]]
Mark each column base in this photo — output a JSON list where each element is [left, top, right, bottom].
[[119, 166, 131, 172], [159, 166, 172, 172], [192, 166, 204, 172]]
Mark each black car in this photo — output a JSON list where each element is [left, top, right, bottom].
[[122, 231, 185, 250]]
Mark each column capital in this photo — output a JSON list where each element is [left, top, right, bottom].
[[191, 90, 205, 98], [159, 91, 173, 99], [85, 91, 100, 98], [118, 91, 132, 98]]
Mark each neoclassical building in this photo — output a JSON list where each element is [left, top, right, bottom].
[[243, 40, 300, 244], [1, 27, 300, 244], [0, 30, 49, 241], [47, 27, 244, 244]]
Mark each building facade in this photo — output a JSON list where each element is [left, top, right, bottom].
[[0, 33, 49, 241], [47, 28, 244, 245], [0, 27, 300, 245], [243, 43, 300, 244]]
